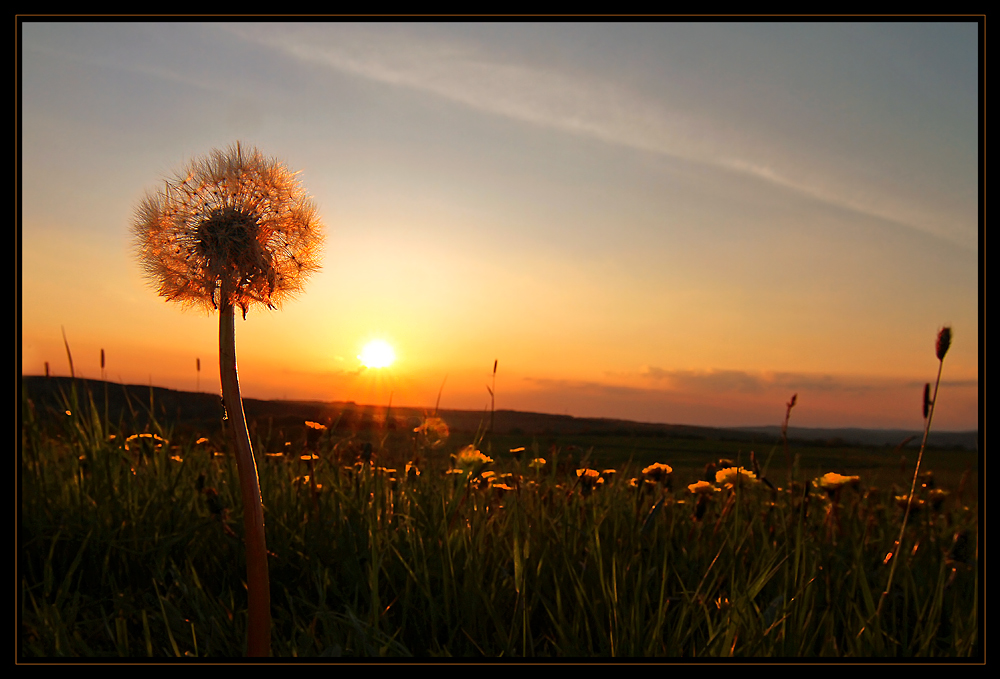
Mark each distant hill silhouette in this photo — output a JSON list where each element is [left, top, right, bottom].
[[20, 376, 979, 451]]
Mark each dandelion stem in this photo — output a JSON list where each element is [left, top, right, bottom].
[[219, 298, 271, 657], [132, 142, 322, 658]]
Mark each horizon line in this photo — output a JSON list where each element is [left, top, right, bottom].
[[20, 373, 980, 435]]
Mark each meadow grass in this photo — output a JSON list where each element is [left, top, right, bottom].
[[19, 380, 979, 658]]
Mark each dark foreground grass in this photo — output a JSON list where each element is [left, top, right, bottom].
[[19, 382, 979, 658]]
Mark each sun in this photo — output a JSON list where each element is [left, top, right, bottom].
[[359, 339, 396, 369]]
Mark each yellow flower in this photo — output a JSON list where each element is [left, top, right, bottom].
[[688, 480, 715, 495], [124, 432, 167, 452], [715, 466, 757, 486], [454, 445, 492, 466], [642, 463, 673, 483], [576, 468, 604, 494], [449, 445, 493, 476], [896, 494, 925, 512], [928, 488, 949, 510], [528, 457, 547, 469], [815, 472, 860, 491], [414, 416, 450, 447]]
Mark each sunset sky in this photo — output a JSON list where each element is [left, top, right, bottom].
[[19, 21, 980, 431]]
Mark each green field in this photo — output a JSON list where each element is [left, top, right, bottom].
[[19, 380, 980, 658]]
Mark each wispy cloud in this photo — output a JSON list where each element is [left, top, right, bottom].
[[518, 371, 977, 429], [634, 366, 976, 395], [24, 37, 221, 95], [228, 24, 975, 250], [228, 24, 696, 155]]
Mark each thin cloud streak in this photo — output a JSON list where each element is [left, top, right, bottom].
[[228, 24, 975, 250], [615, 367, 977, 395], [518, 372, 978, 429], [23, 38, 222, 96]]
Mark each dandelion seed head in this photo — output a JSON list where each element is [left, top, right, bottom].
[[132, 142, 324, 316]]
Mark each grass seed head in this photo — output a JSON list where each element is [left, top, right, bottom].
[[935, 326, 952, 361]]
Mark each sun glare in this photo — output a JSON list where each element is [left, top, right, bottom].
[[359, 339, 396, 369]]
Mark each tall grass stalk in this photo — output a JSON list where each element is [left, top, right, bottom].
[[876, 327, 951, 620]]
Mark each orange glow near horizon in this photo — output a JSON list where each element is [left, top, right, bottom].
[[19, 325, 980, 432]]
